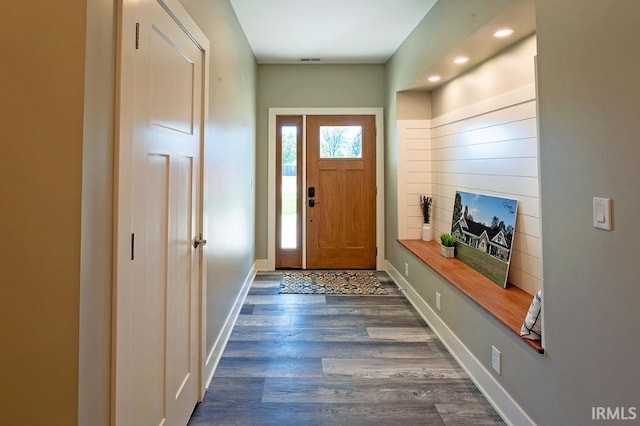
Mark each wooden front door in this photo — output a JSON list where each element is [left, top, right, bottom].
[[306, 115, 376, 269]]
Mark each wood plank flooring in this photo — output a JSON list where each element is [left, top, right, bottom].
[[189, 271, 505, 425]]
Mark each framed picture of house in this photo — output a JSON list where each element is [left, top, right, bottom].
[[450, 191, 518, 288]]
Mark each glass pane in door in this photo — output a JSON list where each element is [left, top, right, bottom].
[[281, 125, 298, 249], [319, 126, 362, 158]]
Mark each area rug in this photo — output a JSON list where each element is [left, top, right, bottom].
[[280, 270, 387, 295]]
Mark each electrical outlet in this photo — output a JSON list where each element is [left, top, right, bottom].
[[404, 262, 409, 276], [436, 292, 441, 311], [491, 345, 502, 375]]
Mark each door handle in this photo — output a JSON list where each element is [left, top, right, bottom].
[[193, 234, 207, 249], [308, 200, 320, 208]]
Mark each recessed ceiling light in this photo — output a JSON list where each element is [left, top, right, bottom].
[[493, 28, 515, 38], [428, 75, 441, 82], [453, 57, 469, 65]]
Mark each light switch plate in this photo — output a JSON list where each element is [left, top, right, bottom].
[[593, 197, 612, 231]]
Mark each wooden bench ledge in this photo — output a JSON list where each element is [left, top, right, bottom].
[[398, 239, 544, 354]]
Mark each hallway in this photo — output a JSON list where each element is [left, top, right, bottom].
[[189, 272, 504, 425]]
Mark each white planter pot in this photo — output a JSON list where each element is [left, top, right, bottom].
[[441, 245, 455, 258], [421, 224, 432, 241]]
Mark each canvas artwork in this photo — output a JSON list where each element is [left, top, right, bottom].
[[450, 191, 518, 288]]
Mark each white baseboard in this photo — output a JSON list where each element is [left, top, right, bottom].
[[255, 259, 270, 272], [385, 260, 534, 426], [203, 263, 256, 390]]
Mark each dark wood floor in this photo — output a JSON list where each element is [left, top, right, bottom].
[[189, 271, 505, 425]]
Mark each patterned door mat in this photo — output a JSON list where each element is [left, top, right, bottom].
[[280, 270, 387, 295]]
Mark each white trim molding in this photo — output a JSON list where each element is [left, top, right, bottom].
[[255, 259, 270, 272], [203, 263, 256, 390], [268, 107, 385, 271], [386, 260, 535, 426]]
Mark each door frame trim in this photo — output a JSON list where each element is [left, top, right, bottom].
[[267, 108, 385, 271], [113, 0, 210, 422]]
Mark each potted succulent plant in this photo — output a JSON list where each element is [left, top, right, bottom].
[[440, 233, 456, 258], [420, 195, 433, 241]]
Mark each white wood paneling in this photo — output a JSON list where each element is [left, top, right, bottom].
[[513, 231, 542, 259], [430, 84, 536, 128], [432, 158, 538, 177], [396, 84, 541, 293], [407, 171, 430, 182], [431, 118, 537, 149], [397, 120, 431, 239], [433, 138, 539, 161], [431, 101, 537, 138], [433, 173, 539, 198]]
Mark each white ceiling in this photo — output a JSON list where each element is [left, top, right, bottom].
[[228, 0, 537, 90], [229, 0, 438, 64]]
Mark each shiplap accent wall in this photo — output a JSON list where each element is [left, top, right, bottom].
[[398, 84, 541, 294], [397, 120, 431, 240]]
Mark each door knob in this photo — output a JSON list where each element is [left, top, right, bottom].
[[193, 234, 207, 249]]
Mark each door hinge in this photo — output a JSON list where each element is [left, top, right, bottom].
[[135, 23, 140, 50], [376, 247, 378, 255], [131, 233, 135, 260]]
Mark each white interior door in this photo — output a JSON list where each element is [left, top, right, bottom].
[[124, 1, 204, 424]]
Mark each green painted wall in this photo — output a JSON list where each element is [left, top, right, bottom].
[[535, 0, 640, 421], [180, 0, 258, 363], [386, 0, 640, 423]]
